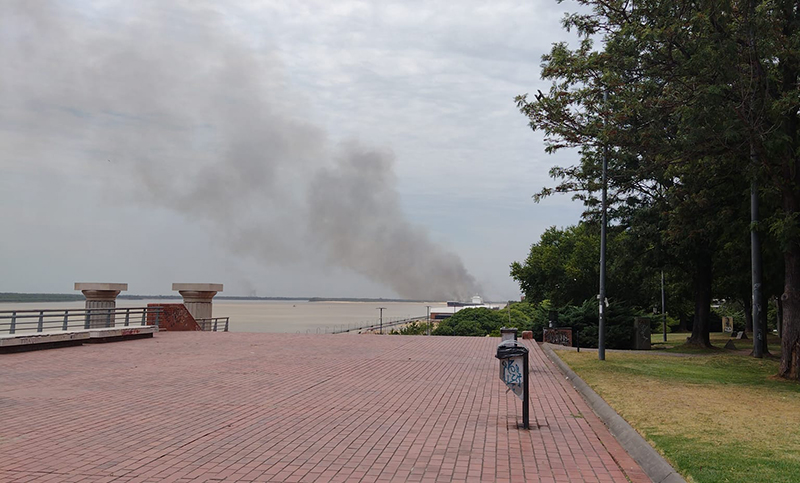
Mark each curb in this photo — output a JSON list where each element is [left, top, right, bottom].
[[541, 343, 686, 483]]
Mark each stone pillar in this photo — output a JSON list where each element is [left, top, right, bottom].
[[500, 327, 518, 341], [75, 283, 128, 328], [172, 283, 223, 325], [634, 317, 651, 350]]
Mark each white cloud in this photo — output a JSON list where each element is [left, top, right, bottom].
[[0, 0, 588, 299]]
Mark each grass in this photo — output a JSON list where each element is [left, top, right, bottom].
[[650, 331, 783, 354], [557, 349, 800, 483]]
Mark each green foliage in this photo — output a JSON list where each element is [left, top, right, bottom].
[[713, 301, 748, 332], [495, 305, 532, 328], [558, 299, 646, 350], [390, 321, 429, 335], [515, 0, 800, 353], [510, 224, 599, 306], [431, 307, 506, 337], [648, 314, 680, 334], [511, 222, 665, 312]]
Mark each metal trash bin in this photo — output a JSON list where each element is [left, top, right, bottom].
[[495, 339, 530, 429]]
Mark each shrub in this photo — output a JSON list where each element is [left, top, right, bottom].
[[432, 307, 506, 337]]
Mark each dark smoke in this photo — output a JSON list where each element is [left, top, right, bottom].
[[1, 1, 480, 300]]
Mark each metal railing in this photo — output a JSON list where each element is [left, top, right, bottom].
[[327, 316, 427, 334], [195, 317, 229, 332], [0, 306, 163, 335]]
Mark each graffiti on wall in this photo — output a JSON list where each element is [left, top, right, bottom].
[[543, 328, 573, 347]]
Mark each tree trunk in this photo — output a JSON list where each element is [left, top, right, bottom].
[[779, 241, 800, 378], [687, 255, 713, 347], [677, 313, 689, 332]]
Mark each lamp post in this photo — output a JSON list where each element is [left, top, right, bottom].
[[425, 305, 431, 335], [598, 90, 608, 361], [661, 271, 667, 342], [377, 307, 386, 335]]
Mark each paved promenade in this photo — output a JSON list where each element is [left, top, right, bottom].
[[0, 333, 648, 482]]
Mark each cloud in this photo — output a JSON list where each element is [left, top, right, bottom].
[[0, 0, 485, 300]]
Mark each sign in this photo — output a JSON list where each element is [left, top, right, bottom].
[[722, 316, 734, 333], [499, 356, 525, 400], [543, 328, 573, 346]]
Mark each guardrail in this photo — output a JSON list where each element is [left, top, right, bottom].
[[195, 317, 229, 332], [327, 316, 428, 334], [0, 306, 163, 334]]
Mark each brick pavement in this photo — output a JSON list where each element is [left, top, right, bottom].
[[0, 333, 649, 482]]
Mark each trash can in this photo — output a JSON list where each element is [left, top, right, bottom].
[[495, 339, 529, 429]]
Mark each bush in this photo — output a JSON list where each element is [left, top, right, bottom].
[[558, 298, 646, 349], [432, 307, 506, 337], [391, 321, 428, 335], [713, 301, 747, 332], [430, 299, 646, 348], [648, 314, 681, 334]]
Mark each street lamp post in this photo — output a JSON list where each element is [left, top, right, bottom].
[[377, 307, 386, 335], [661, 271, 667, 342], [425, 305, 431, 335], [599, 90, 609, 361]]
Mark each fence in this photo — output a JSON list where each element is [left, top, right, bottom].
[[321, 316, 428, 334], [195, 317, 230, 332], [0, 306, 163, 334]]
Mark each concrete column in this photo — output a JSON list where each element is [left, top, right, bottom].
[[172, 284, 223, 325], [75, 283, 128, 328]]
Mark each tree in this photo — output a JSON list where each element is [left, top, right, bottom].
[[511, 221, 664, 311], [516, 0, 799, 365], [510, 224, 600, 306]]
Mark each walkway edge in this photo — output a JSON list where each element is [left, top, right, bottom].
[[541, 343, 686, 483]]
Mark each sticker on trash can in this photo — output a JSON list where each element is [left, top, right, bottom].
[[500, 356, 525, 400]]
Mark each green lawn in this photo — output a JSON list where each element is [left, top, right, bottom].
[[650, 331, 783, 354], [556, 349, 800, 483]]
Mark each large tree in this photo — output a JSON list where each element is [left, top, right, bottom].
[[517, 0, 799, 367]]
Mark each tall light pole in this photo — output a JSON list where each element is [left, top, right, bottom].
[[661, 271, 667, 342], [425, 305, 431, 335], [377, 307, 386, 335], [598, 90, 609, 361]]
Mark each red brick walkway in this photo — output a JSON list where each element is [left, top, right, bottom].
[[0, 333, 648, 482]]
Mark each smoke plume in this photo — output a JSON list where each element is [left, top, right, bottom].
[[0, 1, 480, 300]]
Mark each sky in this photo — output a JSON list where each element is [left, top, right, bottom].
[[0, 0, 587, 300]]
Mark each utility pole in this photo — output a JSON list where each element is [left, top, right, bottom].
[[425, 305, 431, 335], [377, 307, 386, 335], [598, 90, 608, 361], [661, 271, 667, 342]]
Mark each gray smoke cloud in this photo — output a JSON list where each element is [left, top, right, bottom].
[[1, 0, 480, 300]]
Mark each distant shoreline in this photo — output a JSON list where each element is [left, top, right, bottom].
[[0, 293, 447, 304]]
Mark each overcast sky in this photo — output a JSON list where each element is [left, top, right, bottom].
[[0, 0, 586, 300]]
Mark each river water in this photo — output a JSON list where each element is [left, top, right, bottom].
[[0, 299, 448, 334]]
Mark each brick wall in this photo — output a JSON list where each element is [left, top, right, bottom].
[[147, 303, 201, 331]]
